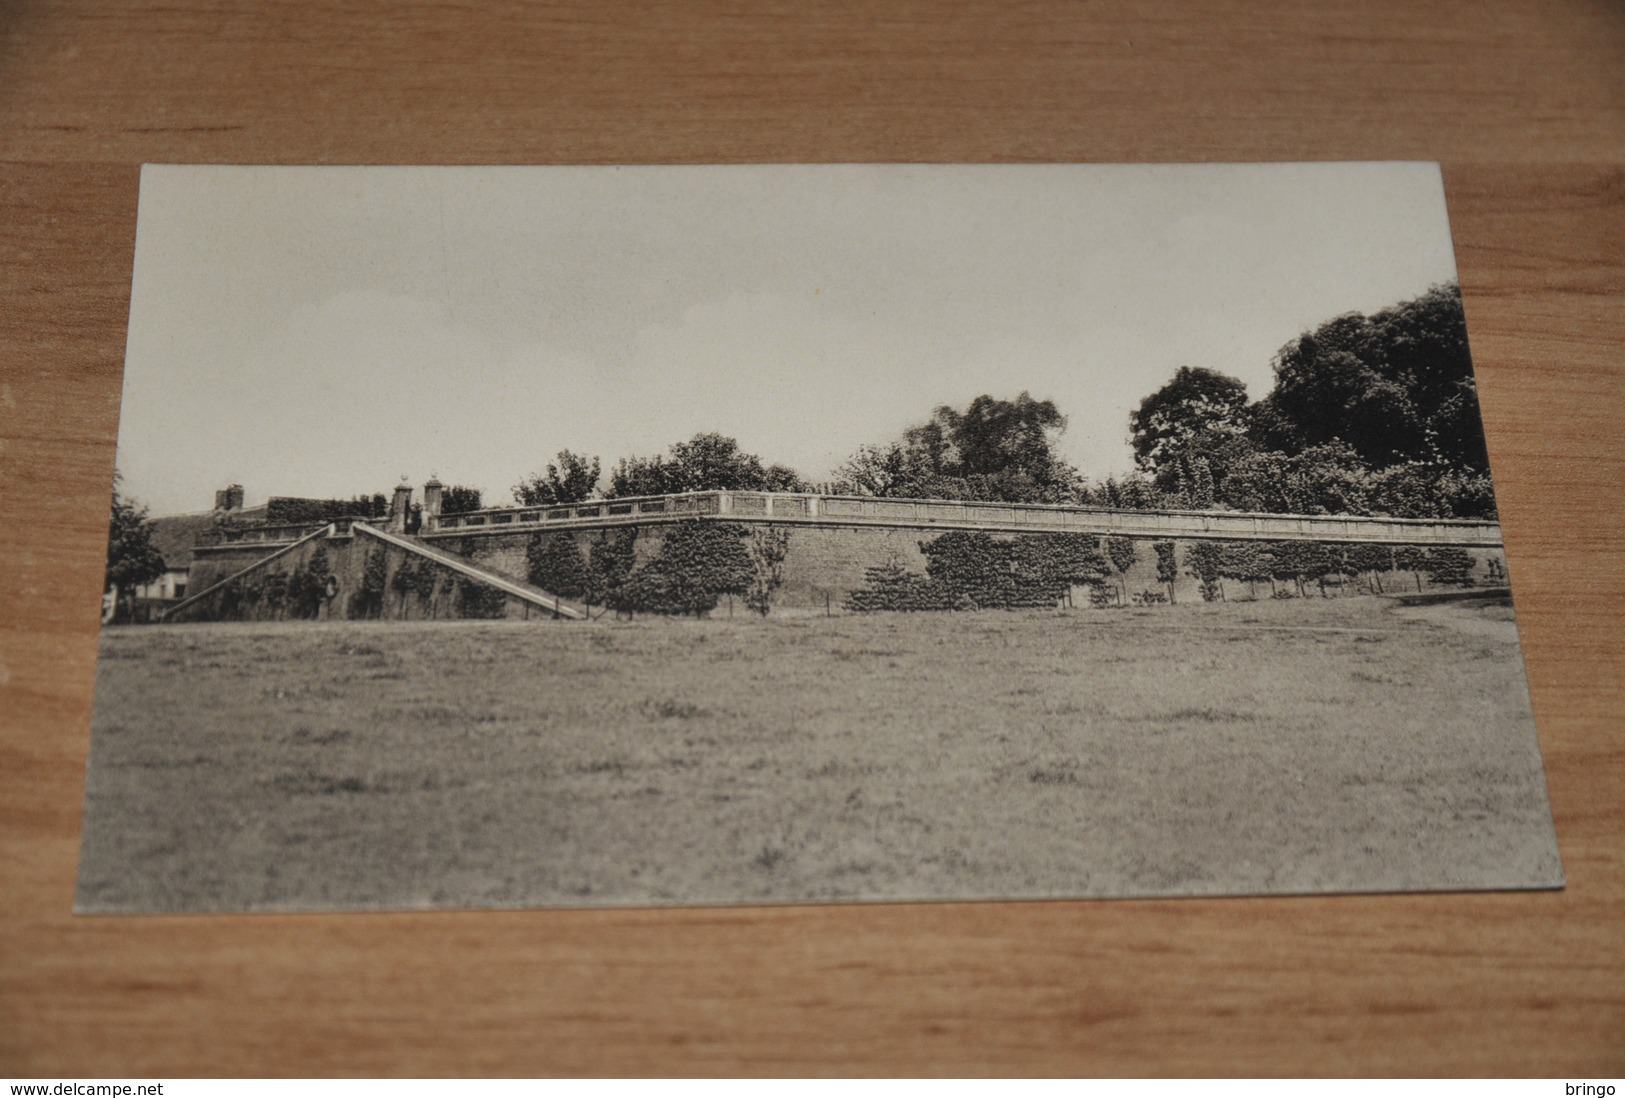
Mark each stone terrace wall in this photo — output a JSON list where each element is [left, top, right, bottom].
[[423, 524, 1509, 612]]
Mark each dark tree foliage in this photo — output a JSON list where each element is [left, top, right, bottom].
[[835, 393, 1080, 504], [1103, 535, 1138, 604], [1265, 283, 1488, 474], [1345, 544, 1396, 593], [610, 520, 753, 616], [844, 559, 957, 612], [514, 450, 602, 507], [1013, 532, 1109, 603], [847, 532, 1102, 612], [106, 477, 167, 609], [348, 549, 388, 619], [262, 570, 289, 618], [439, 486, 484, 515], [1393, 545, 1430, 591], [1267, 541, 1336, 597], [286, 545, 333, 619], [586, 528, 639, 608], [744, 527, 792, 616], [1115, 284, 1494, 520], [1184, 541, 1226, 601], [1423, 547, 1475, 588], [1082, 473, 1162, 510], [1130, 367, 1253, 493], [607, 434, 809, 498], [456, 578, 509, 619], [526, 533, 590, 600], [1219, 541, 1273, 596], [1220, 443, 1372, 516], [1153, 541, 1178, 603], [266, 495, 388, 524]]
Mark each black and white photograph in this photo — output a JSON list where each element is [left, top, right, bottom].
[[80, 162, 1563, 914]]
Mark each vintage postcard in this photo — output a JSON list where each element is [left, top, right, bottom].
[[79, 163, 1562, 913]]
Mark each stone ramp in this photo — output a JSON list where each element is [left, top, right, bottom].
[[163, 523, 336, 622], [355, 523, 586, 620]]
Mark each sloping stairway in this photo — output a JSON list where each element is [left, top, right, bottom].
[[355, 523, 587, 620], [163, 523, 337, 622]]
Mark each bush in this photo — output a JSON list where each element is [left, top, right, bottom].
[[266, 495, 387, 524], [348, 549, 387, 619], [1423, 547, 1475, 588], [745, 527, 792, 616], [457, 577, 509, 619], [610, 521, 752, 616], [844, 559, 957, 612], [845, 531, 1103, 612], [527, 533, 590, 599]]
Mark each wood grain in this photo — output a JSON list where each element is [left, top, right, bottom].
[[2, 0, 1621, 1077]]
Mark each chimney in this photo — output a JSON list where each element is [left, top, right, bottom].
[[388, 481, 413, 533], [214, 484, 245, 512], [422, 476, 444, 533]]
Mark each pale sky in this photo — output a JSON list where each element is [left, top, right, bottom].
[[117, 163, 1460, 516]]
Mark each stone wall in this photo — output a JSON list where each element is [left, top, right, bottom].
[[183, 533, 541, 622], [421, 523, 1509, 612]]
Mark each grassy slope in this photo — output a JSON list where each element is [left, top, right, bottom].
[[75, 597, 1562, 913]]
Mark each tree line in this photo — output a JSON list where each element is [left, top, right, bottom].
[[106, 282, 1494, 613]]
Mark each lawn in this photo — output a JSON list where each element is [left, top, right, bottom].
[[75, 596, 1562, 913]]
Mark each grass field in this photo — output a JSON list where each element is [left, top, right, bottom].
[[75, 596, 1563, 913]]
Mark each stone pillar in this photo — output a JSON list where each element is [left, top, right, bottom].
[[388, 482, 413, 533], [422, 476, 443, 533]]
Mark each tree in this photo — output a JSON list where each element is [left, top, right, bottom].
[[348, 549, 388, 619], [1219, 541, 1272, 599], [613, 521, 753, 616], [1219, 442, 1370, 516], [515, 450, 601, 506], [1263, 283, 1486, 475], [1345, 543, 1395, 594], [606, 434, 808, 498], [586, 529, 639, 610], [1104, 536, 1138, 605], [1423, 547, 1475, 588], [1184, 541, 1226, 601], [440, 486, 483, 514], [836, 392, 1080, 503], [527, 533, 590, 601], [105, 476, 166, 619], [744, 527, 792, 616], [606, 453, 678, 498], [1153, 541, 1178, 604], [1130, 367, 1253, 490]]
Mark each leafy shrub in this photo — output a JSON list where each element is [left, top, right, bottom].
[[1153, 541, 1178, 603], [844, 559, 956, 612], [349, 549, 388, 619], [609, 521, 752, 616], [846, 531, 1103, 612], [1423, 547, 1475, 588], [527, 533, 590, 599], [266, 495, 387, 524], [457, 577, 509, 619], [744, 526, 792, 616], [440, 486, 484, 515], [1184, 541, 1226, 602], [586, 528, 638, 608]]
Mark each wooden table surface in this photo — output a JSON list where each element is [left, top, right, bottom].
[[2, 0, 1621, 1077]]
